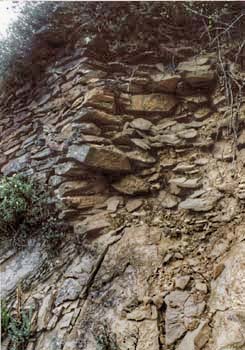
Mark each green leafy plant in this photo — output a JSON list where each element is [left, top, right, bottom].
[[0, 174, 34, 225], [8, 308, 32, 350], [1, 300, 11, 336], [1, 300, 32, 350], [0, 174, 67, 251]]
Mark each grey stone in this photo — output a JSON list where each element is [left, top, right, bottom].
[[1, 153, 30, 175], [131, 118, 153, 131], [169, 177, 201, 189], [55, 278, 83, 306], [179, 190, 222, 211]]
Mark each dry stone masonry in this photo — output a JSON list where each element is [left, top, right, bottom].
[[1, 41, 245, 350]]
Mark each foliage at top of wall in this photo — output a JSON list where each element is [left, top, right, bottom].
[[0, 1, 244, 90]]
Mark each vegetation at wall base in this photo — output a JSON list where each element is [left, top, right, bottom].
[[1, 299, 32, 350]]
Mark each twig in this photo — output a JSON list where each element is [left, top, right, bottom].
[[210, 13, 244, 46], [235, 39, 245, 64]]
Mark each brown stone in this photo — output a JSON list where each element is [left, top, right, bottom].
[[55, 178, 106, 197], [62, 195, 107, 209], [126, 199, 143, 212], [83, 87, 114, 112], [106, 196, 121, 212], [177, 60, 215, 87], [112, 175, 150, 195], [67, 145, 131, 173], [151, 73, 181, 92], [213, 263, 225, 279], [127, 94, 178, 114], [73, 213, 110, 236], [74, 107, 121, 126], [131, 118, 153, 131]]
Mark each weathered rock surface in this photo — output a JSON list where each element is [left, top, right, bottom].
[[127, 93, 178, 114], [208, 242, 245, 350], [68, 145, 131, 172], [1, 45, 245, 350]]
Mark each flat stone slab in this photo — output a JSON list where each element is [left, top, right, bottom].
[[169, 177, 201, 189], [131, 118, 153, 131], [112, 175, 150, 195], [68, 145, 131, 172], [151, 73, 181, 92], [179, 190, 222, 211], [126, 93, 178, 114]]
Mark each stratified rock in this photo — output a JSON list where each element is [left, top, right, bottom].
[[194, 107, 212, 120], [106, 196, 122, 212], [177, 321, 210, 350], [213, 141, 233, 161], [165, 291, 189, 345], [177, 128, 198, 140], [131, 118, 153, 131], [158, 190, 179, 209], [151, 133, 181, 146], [131, 138, 151, 151], [74, 107, 121, 126], [83, 86, 114, 112], [61, 122, 101, 138], [126, 94, 178, 114], [48, 175, 65, 188], [55, 162, 86, 177], [112, 175, 150, 195], [178, 60, 215, 87], [173, 163, 195, 173], [1, 154, 30, 175], [126, 150, 156, 168], [184, 70, 215, 87], [36, 293, 54, 331], [184, 95, 208, 104], [67, 145, 131, 172], [61, 195, 107, 210], [179, 190, 222, 211], [55, 178, 106, 197], [126, 198, 143, 212], [73, 213, 110, 236], [169, 177, 201, 189], [209, 242, 245, 350], [55, 278, 83, 306], [31, 148, 52, 160], [151, 73, 181, 92]]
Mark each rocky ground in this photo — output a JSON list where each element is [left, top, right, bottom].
[[1, 43, 245, 349]]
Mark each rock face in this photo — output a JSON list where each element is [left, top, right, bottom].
[[208, 242, 245, 350], [1, 44, 245, 350]]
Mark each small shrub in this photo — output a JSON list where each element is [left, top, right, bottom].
[[1, 300, 32, 350], [0, 174, 67, 251], [8, 308, 32, 350], [1, 300, 11, 336]]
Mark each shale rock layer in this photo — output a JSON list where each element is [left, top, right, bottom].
[[1, 45, 245, 350]]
